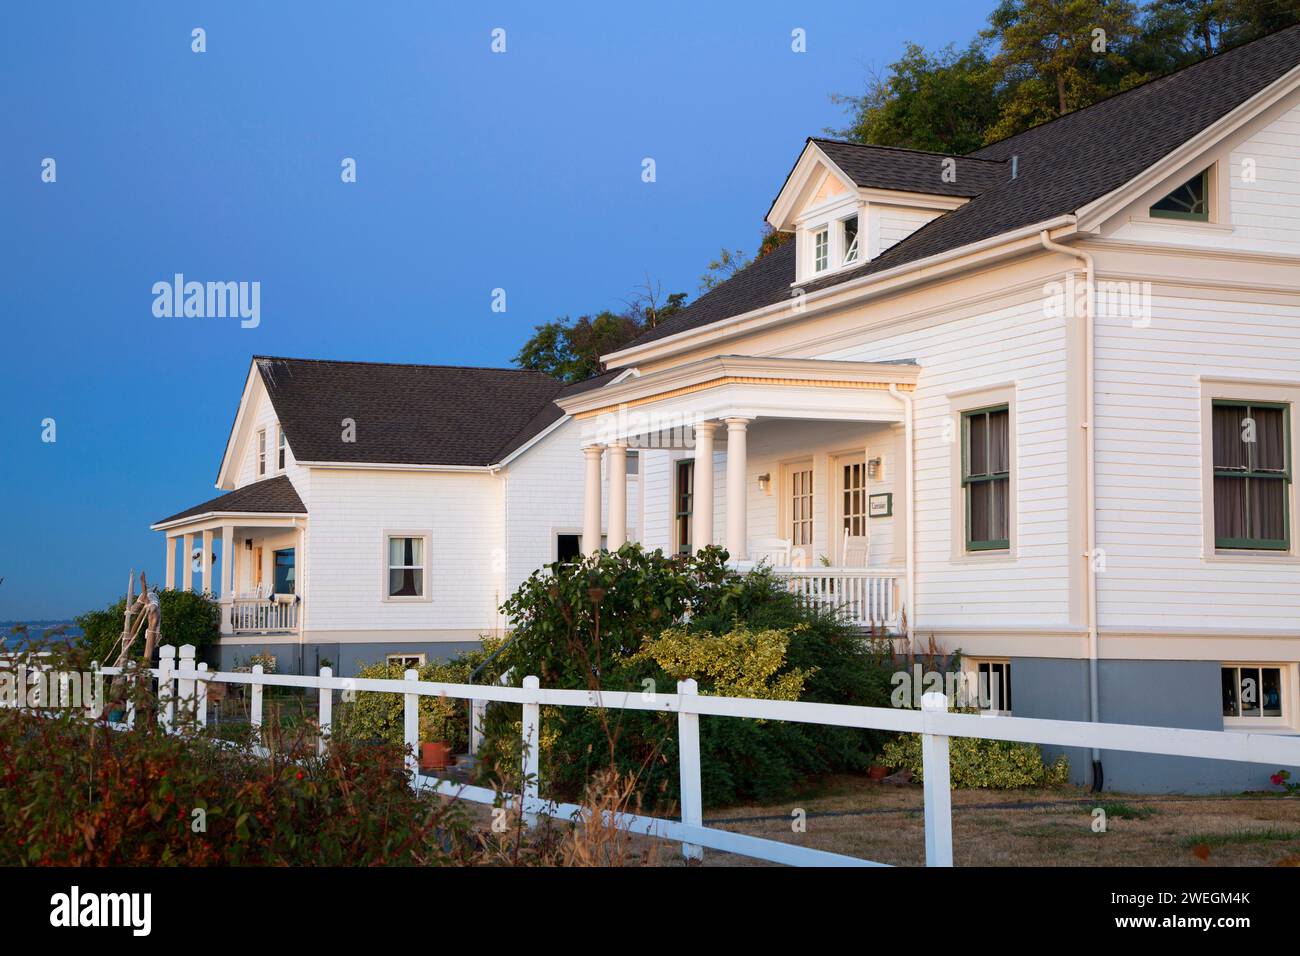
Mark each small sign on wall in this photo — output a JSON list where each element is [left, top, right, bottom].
[[869, 493, 893, 518]]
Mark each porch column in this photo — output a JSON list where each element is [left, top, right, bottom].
[[607, 442, 628, 551], [219, 525, 234, 633], [165, 536, 177, 590], [180, 533, 193, 591], [200, 529, 213, 595], [725, 418, 750, 561], [691, 421, 717, 554], [582, 444, 605, 555]]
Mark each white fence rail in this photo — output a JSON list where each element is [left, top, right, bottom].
[[84, 644, 1300, 868], [771, 568, 901, 630]]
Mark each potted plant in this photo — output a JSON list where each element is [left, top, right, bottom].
[[868, 755, 891, 781], [419, 701, 456, 771]]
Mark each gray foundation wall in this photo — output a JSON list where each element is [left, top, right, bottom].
[[1012, 657, 1299, 794], [208, 640, 484, 677]]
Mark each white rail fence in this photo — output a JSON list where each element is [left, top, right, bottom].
[[78, 644, 1300, 867], [771, 569, 901, 630]]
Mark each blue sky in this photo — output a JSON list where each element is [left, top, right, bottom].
[[0, 1, 991, 620]]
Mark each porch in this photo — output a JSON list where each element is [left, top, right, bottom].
[[150, 476, 308, 637], [556, 355, 918, 633]]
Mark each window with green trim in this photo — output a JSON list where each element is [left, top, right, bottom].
[[962, 406, 1010, 551], [1212, 401, 1290, 550], [1150, 168, 1210, 221]]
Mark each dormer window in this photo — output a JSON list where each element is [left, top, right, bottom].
[[1151, 168, 1210, 221], [842, 215, 860, 265], [813, 228, 829, 272]]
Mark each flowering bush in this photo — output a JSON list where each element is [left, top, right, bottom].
[[1271, 770, 1299, 795]]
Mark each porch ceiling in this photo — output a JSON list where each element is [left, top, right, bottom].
[[555, 355, 919, 445]]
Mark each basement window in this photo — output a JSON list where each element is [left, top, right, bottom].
[[1150, 168, 1210, 222], [1222, 664, 1286, 727]]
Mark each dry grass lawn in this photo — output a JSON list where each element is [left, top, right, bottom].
[[684, 775, 1300, 866]]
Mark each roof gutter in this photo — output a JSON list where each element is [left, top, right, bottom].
[[1040, 230, 1103, 792], [603, 215, 1078, 368]]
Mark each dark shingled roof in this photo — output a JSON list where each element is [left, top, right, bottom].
[[626, 24, 1300, 350], [157, 475, 306, 525], [809, 139, 1007, 199], [253, 356, 567, 468]]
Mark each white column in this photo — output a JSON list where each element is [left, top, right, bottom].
[[219, 525, 234, 634], [180, 533, 193, 592], [607, 443, 627, 551], [165, 536, 177, 590], [725, 418, 750, 561], [200, 529, 213, 595], [582, 444, 605, 555], [691, 422, 717, 554]]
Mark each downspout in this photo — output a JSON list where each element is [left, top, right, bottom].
[[1039, 230, 1103, 791], [888, 384, 915, 656], [490, 464, 509, 638]]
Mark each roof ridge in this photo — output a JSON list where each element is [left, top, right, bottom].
[[811, 136, 1006, 164], [253, 354, 558, 378]]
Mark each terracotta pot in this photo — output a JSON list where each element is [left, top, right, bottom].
[[867, 765, 890, 781], [420, 741, 453, 770]]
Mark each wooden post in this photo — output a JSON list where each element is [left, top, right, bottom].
[[403, 669, 420, 785], [521, 675, 541, 822], [157, 645, 176, 732], [921, 691, 954, 867], [195, 662, 209, 728], [165, 537, 176, 591], [677, 679, 704, 862], [318, 666, 332, 755], [180, 534, 193, 591], [250, 664, 264, 728]]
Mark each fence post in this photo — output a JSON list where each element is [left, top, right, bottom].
[[677, 679, 704, 862], [157, 645, 176, 732], [404, 669, 420, 785], [250, 664, 264, 728], [318, 666, 332, 755], [177, 644, 196, 727], [470, 700, 487, 755], [921, 691, 954, 867], [195, 663, 209, 729], [521, 675, 540, 823]]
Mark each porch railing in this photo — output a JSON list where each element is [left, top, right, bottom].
[[229, 597, 300, 633], [770, 568, 901, 631]]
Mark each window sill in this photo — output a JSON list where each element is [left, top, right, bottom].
[[1130, 215, 1234, 234], [954, 549, 1016, 564], [1204, 550, 1300, 565], [1222, 724, 1297, 735]]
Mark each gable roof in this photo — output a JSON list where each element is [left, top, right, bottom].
[[623, 24, 1300, 352], [807, 139, 1007, 199], [252, 356, 568, 468], [155, 475, 306, 526]]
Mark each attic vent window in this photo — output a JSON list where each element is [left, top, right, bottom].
[[813, 228, 829, 272], [842, 215, 860, 265], [1151, 168, 1209, 222]]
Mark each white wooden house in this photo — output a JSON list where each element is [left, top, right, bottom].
[[153, 26, 1300, 791]]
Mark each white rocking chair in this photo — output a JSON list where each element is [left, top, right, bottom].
[[841, 528, 870, 568], [749, 537, 793, 568]]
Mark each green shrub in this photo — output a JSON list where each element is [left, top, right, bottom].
[[485, 545, 895, 808], [880, 733, 1070, 789], [76, 589, 221, 664], [339, 641, 503, 753]]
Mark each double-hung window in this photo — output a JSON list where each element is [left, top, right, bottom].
[[277, 427, 287, 470], [1212, 401, 1289, 550], [962, 406, 1010, 551], [386, 535, 426, 599], [813, 228, 829, 272], [256, 429, 267, 477]]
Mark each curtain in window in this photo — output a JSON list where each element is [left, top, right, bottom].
[[388, 537, 423, 596], [1214, 403, 1288, 546]]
